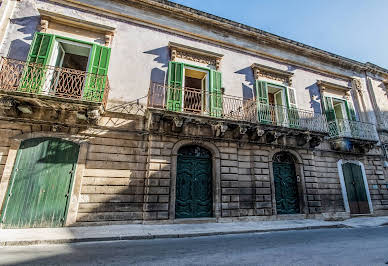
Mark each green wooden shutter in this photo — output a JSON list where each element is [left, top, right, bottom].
[[20, 32, 55, 93], [286, 87, 300, 128], [255, 80, 271, 123], [209, 69, 223, 117], [322, 96, 339, 137], [167, 61, 184, 111], [345, 100, 359, 137], [83, 44, 111, 102], [323, 96, 336, 122], [345, 100, 357, 121]]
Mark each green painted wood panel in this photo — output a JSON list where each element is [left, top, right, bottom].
[[209, 70, 223, 117], [20, 32, 55, 93], [0, 138, 79, 228], [273, 162, 299, 214], [167, 61, 184, 112], [83, 44, 111, 102], [176, 146, 212, 218], [343, 162, 369, 214], [255, 80, 272, 124]]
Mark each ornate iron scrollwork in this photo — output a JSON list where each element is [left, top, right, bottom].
[[178, 145, 211, 158], [273, 151, 295, 164]]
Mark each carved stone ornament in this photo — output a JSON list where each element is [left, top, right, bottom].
[[105, 34, 113, 47], [212, 123, 228, 137], [38, 19, 49, 33], [169, 42, 223, 70], [173, 117, 184, 128], [317, 80, 352, 98], [251, 63, 294, 86], [352, 79, 362, 91]]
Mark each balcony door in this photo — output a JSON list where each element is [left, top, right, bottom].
[[167, 62, 222, 117], [182, 67, 209, 114], [272, 86, 287, 127], [261, 83, 287, 126], [46, 39, 92, 98]]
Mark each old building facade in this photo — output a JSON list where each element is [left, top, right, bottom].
[[0, 0, 387, 228]]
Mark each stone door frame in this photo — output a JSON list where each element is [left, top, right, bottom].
[[269, 149, 308, 215], [337, 159, 373, 214], [169, 140, 221, 220], [0, 132, 88, 227]]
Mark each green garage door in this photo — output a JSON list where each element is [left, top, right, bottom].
[[0, 138, 79, 228]]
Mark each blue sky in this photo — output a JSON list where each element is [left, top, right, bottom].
[[169, 0, 388, 69]]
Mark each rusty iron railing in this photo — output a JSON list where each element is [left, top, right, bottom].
[[0, 57, 109, 106], [147, 82, 328, 133]]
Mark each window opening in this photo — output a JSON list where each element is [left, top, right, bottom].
[[268, 84, 286, 125], [46, 39, 92, 96], [183, 67, 208, 114]]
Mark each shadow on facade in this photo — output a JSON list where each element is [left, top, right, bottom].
[[305, 83, 322, 114], [6, 16, 40, 60], [234, 67, 255, 101], [143, 46, 170, 68]]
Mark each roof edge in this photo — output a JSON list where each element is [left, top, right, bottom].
[[133, 0, 388, 75]]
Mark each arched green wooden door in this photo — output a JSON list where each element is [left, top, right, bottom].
[[176, 145, 212, 218], [342, 162, 370, 214], [273, 152, 300, 214], [0, 138, 79, 228]]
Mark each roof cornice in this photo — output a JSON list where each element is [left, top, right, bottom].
[[129, 0, 388, 75]]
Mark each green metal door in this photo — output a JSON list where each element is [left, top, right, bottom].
[[342, 162, 370, 214], [176, 146, 212, 218], [0, 138, 79, 228], [273, 162, 299, 214]]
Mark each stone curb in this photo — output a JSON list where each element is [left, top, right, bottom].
[[0, 224, 349, 247]]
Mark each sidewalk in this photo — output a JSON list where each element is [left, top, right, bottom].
[[1, 216, 388, 246]]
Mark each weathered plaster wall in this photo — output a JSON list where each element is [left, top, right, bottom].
[[0, 0, 17, 52], [0, 0, 377, 123]]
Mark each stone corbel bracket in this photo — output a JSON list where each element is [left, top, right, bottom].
[[171, 116, 185, 133], [265, 130, 284, 143], [309, 136, 323, 148], [169, 42, 224, 70], [251, 63, 294, 86], [212, 122, 228, 137], [296, 132, 312, 146]]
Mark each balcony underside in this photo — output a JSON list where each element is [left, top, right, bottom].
[[0, 91, 103, 125], [329, 137, 378, 154], [147, 108, 326, 149], [0, 57, 109, 125]]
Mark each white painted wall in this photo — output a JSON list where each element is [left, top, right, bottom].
[[0, 0, 380, 122]]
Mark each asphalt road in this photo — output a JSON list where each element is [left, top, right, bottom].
[[1, 226, 388, 266]]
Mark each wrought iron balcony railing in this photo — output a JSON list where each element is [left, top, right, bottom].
[[0, 57, 110, 106], [328, 119, 378, 141], [147, 82, 328, 133], [256, 102, 328, 133]]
